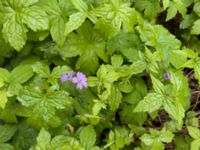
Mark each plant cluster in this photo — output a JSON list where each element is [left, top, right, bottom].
[[0, 0, 200, 149]]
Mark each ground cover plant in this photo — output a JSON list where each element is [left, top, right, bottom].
[[1, 0, 200, 149]]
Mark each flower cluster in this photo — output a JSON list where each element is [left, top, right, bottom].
[[61, 71, 88, 89]]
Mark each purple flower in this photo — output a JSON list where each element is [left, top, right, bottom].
[[72, 72, 88, 89], [60, 71, 74, 82], [163, 73, 171, 80]]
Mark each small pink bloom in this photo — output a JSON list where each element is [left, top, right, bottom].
[[60, 71, 74, 82], [72, 72, 88, 89]]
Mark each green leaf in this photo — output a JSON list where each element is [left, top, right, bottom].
[[0, 125, 17, 143], [169, 49, 194, 68], [60, 21, 107, 65], [51, 66, 71, 79], [120, 105, 147, 125], [107, 126, 133, 149], [134, 93, 164, 113], [76, 50, 99, 74], [180, 14, 196, 29], [150, 75, 165, 94], [163, 98, 185, 129], [194, 2, 200, 17], [71, 0, 88, 12], [124, 78, 147, 105], [64, 12, 86, 36], [134, 0, 160, 20], [0, 68, 10, 82], [117, 80, 133, 93], [159, 130, 174, 143], [163, 0, 170, 9], [140, 133, 154, 145], [95, 0, 137, 33], [0, 78, 4, 88], [32, 62, 50, 78], [36, 128, 51, 149], [130, 60, 146, 75], [152, 141, 164, 150], [191, 19, 200, 35], [111, 55, 123, 69], [187, 126, 200, 139], [137, 23, 181, 62], [92, 100, 106, 116], [10, 64, 33, 84], [17, 87, 70, 122], [108, 85, 122, 111], [80, 125, 96, 149], [173, 135, 192, 150], [166, 1, 187, 21], [50, 17, 66, 46], [191, 139, 200, 150], [22, 6, 49, 32], [0, 91, 8, 109], [2, 16, 27, 51], [23, 0, 39, 7], [194, 60, 200, 85], [12, 124, 38, 150], [0, 143, 14, 150]]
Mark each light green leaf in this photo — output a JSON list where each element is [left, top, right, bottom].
[[92, 100, 106, 116], [111, 55, 123, 69], [64, 12, 86, 36], [187, 126, 200, 139], [163, 0, 170, 9], [130, 60, 146, 75], [22, 6, 49, 32], [163, 98, 185, 129], [166, 1, 187, 21], [51, 66, 71, 79], [108, 85, 122, 111], [36, 128, 51, 149], [191, 19, 200, 35], [80, 125, 96, 149], [194, 2, 200, 17], [191, 139, 200, 150], [134, 93, 164, 113], [194, 60, 200, 85], [71, 0, 88, 12], [140, 133, 154, 145], [95, 0, 137, 33], [0, 91, 8, 109], [2, 16, 27, 51], [23, 0, 39, 7], [10, 65, 33, 84], [18, 87, 70, 122], [50, 17, 66, 46], [117, 80, 133, 93], [150, 75, 165, 94], [137, 23, 181, 62], [166, 2, 178, 21], [0, 68, 10, 82], [0, 78, 4, 88], [0, 125, 17, 143], [17, 87, 43, 107], [159, 130, 174, 143], [32, 62, 50, 78], [152, 141, 164, 150]]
